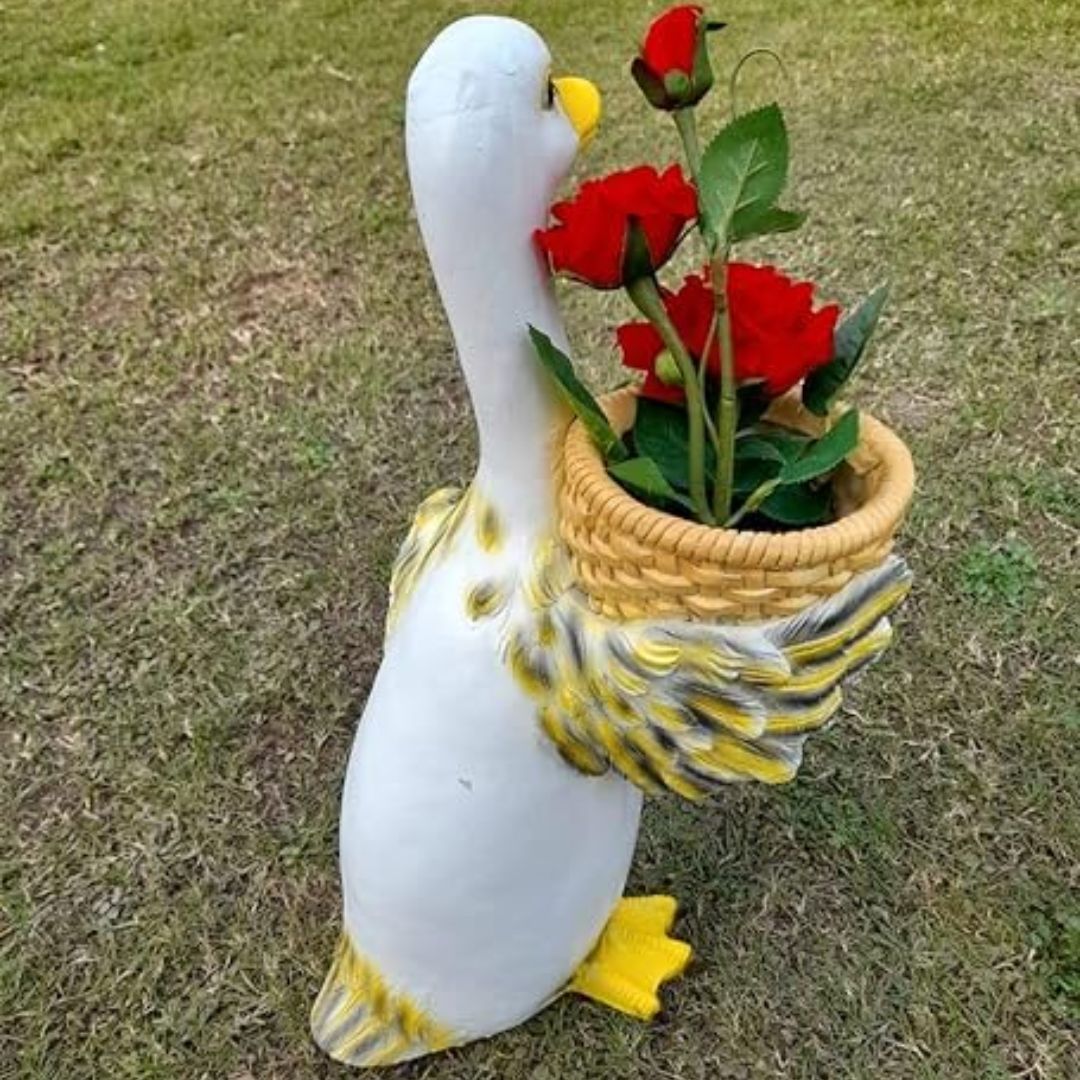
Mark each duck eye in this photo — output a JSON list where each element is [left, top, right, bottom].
[[543, 78, 556, 110]]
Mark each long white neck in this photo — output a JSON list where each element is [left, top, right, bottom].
[[410, 144, 570, 540]]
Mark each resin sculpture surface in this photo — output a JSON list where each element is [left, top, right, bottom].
[[311, 15, 912, 1068]]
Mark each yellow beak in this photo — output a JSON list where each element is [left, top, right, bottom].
[[553, 76, 601, 148]]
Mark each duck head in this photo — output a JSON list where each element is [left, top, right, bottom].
[[406, 16, 600, 538]]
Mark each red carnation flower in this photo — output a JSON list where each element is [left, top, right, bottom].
[[617, 264, 841, 402], [632, 5, 721, 111], [535, 165, 697, 289], [616, 273, 715, 404]]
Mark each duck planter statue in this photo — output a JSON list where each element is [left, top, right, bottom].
[[311, 9, 914, 1068]]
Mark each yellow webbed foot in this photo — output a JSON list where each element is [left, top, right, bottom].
[[569, 895, 692, 1020]]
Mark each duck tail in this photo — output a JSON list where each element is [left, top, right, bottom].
[[311, 933, 457, 1068]]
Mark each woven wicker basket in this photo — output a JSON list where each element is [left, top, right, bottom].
[[558, 387, 915, 623]]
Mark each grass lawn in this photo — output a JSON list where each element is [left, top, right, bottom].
[[2, 0, 1078, 1076]]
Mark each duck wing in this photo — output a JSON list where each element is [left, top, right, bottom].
[[387, 486, 468, 635], [505, 545, 912, 798]]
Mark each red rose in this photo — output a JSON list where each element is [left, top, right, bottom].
[[535, 165, 697, 289], [617, 264, 840, 401], [632, 5, 720, 111]]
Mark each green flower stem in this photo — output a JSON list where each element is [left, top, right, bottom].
[[698, 313, 717, 398], [673, 107, 702, 179], [673, 106, 721, 252], [724, 476, 779, 529], [698, 314, 722, 455], [710, 254, 738, 522], [672, 106, 734, 523], [627, 277, 714, 525]]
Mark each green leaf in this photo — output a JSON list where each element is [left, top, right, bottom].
[[727, 415, 855, 527], [737, 427, 809, 463], [730, 205, 806, 244], [779, 408, 859, 485], [733, 455, 782, 494], [759, 482, 833, 526], [802, 284, 890, 416], [698, 103, 789, 243], [734, 430, 815, 496], [633, 398, 716, 492], [735, 435, 788, 466], [608, 456, 695, 513], [528, 325, 628, 463], [736, 382, 772, 427]]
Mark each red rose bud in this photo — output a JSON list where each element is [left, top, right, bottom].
[[535, 165, 697, 289], [632, 4, 723, 111], [617, 265, 840, 402]]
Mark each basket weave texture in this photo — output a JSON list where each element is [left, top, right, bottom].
[[558, 388, 915, 623]]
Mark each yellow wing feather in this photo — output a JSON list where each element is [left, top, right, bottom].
[[386, 486, 468, 636], [506, 547, 912, 798]]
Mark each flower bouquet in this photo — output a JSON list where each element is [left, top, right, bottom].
[[531, 4, 914, 622]]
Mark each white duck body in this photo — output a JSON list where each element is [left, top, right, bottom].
[[338, 517, 642, 1041], [316, 16, 644, 1063]]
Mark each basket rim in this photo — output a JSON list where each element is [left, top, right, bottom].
[[560, 386, 916, 572]]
